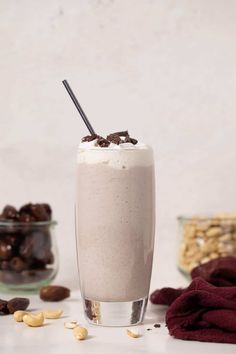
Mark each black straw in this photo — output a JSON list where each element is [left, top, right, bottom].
[[62, 80, 96, 135]]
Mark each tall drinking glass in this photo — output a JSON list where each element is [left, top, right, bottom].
[[76, 145, 155, 326]]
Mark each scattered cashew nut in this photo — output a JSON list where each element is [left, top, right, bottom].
[[43, 309, 63, 319], [127, 329, 140, 338], [64, 320, 78, 329], [13, 310, 29, 322], [23, 312, 44, 327], [73, 326, 88, 340]]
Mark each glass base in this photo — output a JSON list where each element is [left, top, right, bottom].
[[83, 297, 148, 327]]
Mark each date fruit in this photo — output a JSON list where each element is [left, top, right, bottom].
[[7, 297, 30, 314], [0, 297, 29, 315], [40, 285, 70, 302], [0, 299, 8, 314]]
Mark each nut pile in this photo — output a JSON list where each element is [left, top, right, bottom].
[[178, 213, 236, 273], [13, 308, 63, 327], [0, 203, 54, 285]]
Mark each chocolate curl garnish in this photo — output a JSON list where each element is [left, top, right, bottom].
[[124, 136, 138, 145], [81, 134, 99, 142], [111, 131, 129, 137], [81, 130, 138, 147], [106, 133, 122, 145], [107, 131, 131, 145], [96, 137, 110, 147]]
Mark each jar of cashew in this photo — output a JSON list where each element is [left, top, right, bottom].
[[177, 213, 236, 275]]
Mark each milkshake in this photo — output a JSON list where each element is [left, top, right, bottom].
[[76, 132, 155, 326]]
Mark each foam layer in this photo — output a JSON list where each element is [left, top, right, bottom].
[[79, 140, 147, 150], [77, 142, 153, 169]]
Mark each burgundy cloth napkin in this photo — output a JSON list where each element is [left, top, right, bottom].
[[150, 256, 236, 306], [166, 277, 236, 344], [150, 287, 184, 306], [191, 256, 236, 287]]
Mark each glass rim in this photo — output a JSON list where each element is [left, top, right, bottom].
[[0, 220, 57, 227]]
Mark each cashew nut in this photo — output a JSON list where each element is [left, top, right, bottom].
[[73, 326, 88, 340], [43, 309, 63, 319], [23, 312, 44, 327], [13, 310, 29, 322], [127, 329, 140, 338], [64, 320, 78, 329]]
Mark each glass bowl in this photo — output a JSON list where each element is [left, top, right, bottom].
[[0, 220, 58, 292], [177, 214, 236, 277]]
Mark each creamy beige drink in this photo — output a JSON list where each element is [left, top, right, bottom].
[[75, 132, 155, 326]]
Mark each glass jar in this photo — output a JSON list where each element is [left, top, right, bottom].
[[177, 215, 236, 276], [0, 220, 58, 291]]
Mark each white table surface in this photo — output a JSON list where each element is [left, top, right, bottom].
[[0, 290, 235, 354]]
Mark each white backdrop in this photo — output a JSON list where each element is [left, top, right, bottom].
[[0, 0, 236, 290]]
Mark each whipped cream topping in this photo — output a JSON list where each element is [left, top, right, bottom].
[[79, 139, 147, 150], [78, 140, 153, 169]]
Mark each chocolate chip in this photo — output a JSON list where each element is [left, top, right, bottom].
[[147, 328, 152, 331], [82, 134, 98, 142], [96, 137, 110, 147], [7, 297, 30, 314], [154, 323, 161, 328]]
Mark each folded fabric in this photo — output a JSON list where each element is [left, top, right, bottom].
[[166, 277, 236, 344], [150, 256, 236, 306], [191, 256, 236, 287], [150, 287, 184, 306]]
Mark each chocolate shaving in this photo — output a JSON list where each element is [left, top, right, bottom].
[[110, 131, 129, 137], [81, 134, 98, 142], [96, 137, 110, 147], [124, 136, 138, 145], [81, 130, 138, 147], [106, 133, 122, 145]]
